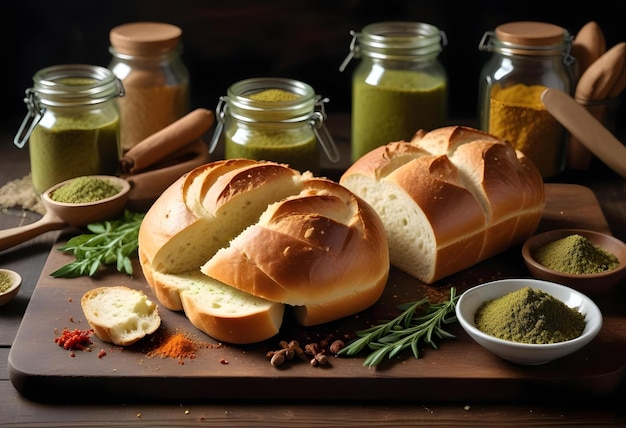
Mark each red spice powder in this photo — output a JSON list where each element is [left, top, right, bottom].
[[54, 328, 94, 351]]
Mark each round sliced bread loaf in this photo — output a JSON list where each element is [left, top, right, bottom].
[[139, 159, 389, 343]]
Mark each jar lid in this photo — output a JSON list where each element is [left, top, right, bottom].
[[110, 22, 182, 55], [360, 21, 445, 59], [495, 22, 565, 47], [225, 77, 316, 123], [32, 64, 123, 106]]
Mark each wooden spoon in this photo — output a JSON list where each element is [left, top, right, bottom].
[[0, 176, 130, 252], [542, 88, 626, 178]]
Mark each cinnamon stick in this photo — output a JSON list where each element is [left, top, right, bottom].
[[120, 108, 214, 174]]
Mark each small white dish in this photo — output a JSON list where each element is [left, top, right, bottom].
[[455, 278, 602, 365], [0, 269, 22, 306]]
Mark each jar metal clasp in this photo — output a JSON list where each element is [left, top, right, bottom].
[[14, 89, 45, 149], [478, 31, 496, 53], [310, 96, 340, 163], [208, 96, 227, 154], [209, 95, 340, 164], [338, 30, 360, 72]]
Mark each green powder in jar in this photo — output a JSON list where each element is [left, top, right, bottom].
[[29, 115, 120, 195], [225, 88, 319, 173], [474, 286, 585, 344], [351, 68, 446, 161], [248, 89, 300, 102], [50, 176, 122, 203], [532, 234, 620, 274], [225, 131, 318, 173]]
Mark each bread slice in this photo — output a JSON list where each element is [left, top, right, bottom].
[[179, 272, 285, 345], [81, 286, 161, 346]]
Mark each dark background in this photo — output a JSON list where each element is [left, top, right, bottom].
[[3, 0, 625, 134]]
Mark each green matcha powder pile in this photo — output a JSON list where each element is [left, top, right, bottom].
[[532, 234, 619, 275], [50, 176, 121, 204], [474, 287, 585, 344]]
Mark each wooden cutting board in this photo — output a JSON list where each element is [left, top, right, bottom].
[[8, 184, 626, 403]]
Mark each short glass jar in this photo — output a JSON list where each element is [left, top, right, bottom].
[[340, 21, 448, 161], [109, 22, 190, 151], [478, 21, 575, 178], [210, 77, 340, 174], [14, 64, 124, 195]]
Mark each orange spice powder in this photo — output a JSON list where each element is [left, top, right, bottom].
[[147, 330, 218, 364]]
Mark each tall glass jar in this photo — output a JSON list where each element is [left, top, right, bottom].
[[478, 21, 574, 178], [209, 77, 340, 175], [340, 22, 448, 161], [14, 64, 124, 195], [109, 22, 190, 151]]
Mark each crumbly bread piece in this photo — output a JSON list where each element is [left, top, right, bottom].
[[139, 159, 389, 342], [340, 126, 544, 284], [81, 286, 161, 346]]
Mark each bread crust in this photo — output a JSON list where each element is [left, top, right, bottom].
[[201, 178, 389, 326], [340, 125, 544, 284]]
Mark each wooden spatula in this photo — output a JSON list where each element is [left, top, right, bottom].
[[542, 88, 626, 178]]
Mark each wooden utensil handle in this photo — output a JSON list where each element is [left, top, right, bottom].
[[121, 109, 214, 174], [0, 211, 66, 252]]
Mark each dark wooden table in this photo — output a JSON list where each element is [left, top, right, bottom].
[[1, 116, 626, 426]]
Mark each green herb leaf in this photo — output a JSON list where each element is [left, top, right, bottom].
[[50, 210, 145, 278], [337, 288, 459, 366]]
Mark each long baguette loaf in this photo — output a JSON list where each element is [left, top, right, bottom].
[[138, 159, 389, 344], [340, 126, 544, 284]]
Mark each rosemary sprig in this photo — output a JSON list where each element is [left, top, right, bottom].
[[50, 210, 145, 278], [338, 287, 459, 366]]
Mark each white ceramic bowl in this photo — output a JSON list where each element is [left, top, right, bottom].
[[455, 278, 602, 365], [0, 269, 22, 306]]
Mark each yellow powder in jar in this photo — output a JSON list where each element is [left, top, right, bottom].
[[248, 89, 300, 102], [489, 83, 564, 178]]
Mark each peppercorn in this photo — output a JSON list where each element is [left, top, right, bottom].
[[329, 340, 345, 354]]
